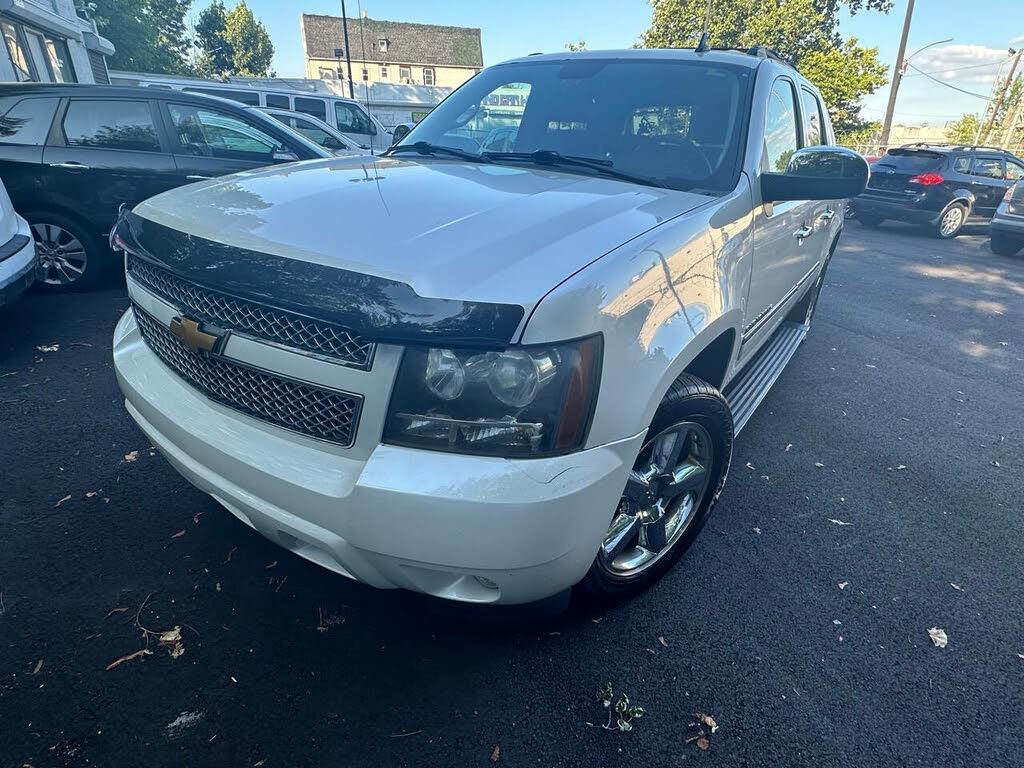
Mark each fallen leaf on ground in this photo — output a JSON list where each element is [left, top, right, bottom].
[[193, 512, 204, 524], [753, 527, 762, 535], [85, 490, 99, 498], [928, 627, 948, 648], [745, 461, 755, 470], [265, 561, 278, 570], [490, 745, 500, 762], [223, 546, 237, 563], [697, 737, 710, 750], [950, 583, 962, 591], [36, 344, 59, 353], [785, 443, 793, 452], [123, 451, 139, 463], [105, 648, 152, 670], [105, 606, 128, 618], [685, 734, 700, 744], [815, 462, 825, 468], [30, 659, 42, 675], [54, 494, 71, 509], [658, 636, 669, 648], [159, 626, 185, 659], [828, 519, 852, 526], [896, 464, 907, 470], [838, 581, 849, 589], [171, 530, 186, 539], [693, 713, 718, 732]]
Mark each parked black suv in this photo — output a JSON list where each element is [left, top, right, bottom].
[[0, 84, 330, 290], [852, 144, 1024, 238]]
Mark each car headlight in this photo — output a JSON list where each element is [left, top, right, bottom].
[[383, 335, 602, 457]]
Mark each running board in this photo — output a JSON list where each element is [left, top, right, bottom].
[[724, 321, 808, 435]]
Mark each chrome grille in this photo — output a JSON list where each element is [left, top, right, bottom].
[[133, 305, 361, 447], [127, 254, 375, 369]]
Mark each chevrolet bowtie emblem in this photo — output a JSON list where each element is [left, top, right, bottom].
[[169, 316, 221, 354]]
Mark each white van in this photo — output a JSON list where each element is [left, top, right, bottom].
[[109, 72, 391, 153]]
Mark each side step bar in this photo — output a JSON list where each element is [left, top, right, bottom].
[[724, 321, 808, 435]]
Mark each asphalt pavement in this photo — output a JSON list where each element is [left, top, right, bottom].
[[1, 222, 1022, 767]]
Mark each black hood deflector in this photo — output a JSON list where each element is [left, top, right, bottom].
[[113, 210, 525, 348]]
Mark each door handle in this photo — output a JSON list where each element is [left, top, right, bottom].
[[186, 175, 213, 180], [49, 161, 89, 170], [819, 208, 836, 222], [793, 225, 813, 240]]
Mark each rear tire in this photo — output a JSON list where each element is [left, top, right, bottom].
[[990, 230, 1023, 256], [575, 374, 733, 604], [28, 213, 114, 292], [934, 203, 967, 239]]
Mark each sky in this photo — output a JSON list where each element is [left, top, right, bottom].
[[190, 0, 1024, 126]]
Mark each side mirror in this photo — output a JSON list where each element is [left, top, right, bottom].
[[391, 123, 413, 146], [760, 146, 869, 203], [271, 150, 299, 163]]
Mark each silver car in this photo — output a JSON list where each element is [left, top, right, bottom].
[[262, 108, 370, 157], [990, 182, 1024, 256]]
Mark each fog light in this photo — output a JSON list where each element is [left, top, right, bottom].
[[474, 575, 499, 590]]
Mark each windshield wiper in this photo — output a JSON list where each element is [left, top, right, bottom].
[[482, 150, 666, 188], [384, 141, 491, 163]]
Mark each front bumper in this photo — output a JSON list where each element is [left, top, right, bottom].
[[113, 308, 643, 605], [0, 217, 37, 309]]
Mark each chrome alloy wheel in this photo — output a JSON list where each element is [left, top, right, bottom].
[[939, 206, 964, 237], [598, 421, 714, 578], [32, 223, 87, 285]]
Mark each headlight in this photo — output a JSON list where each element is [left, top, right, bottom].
[[383, 335, 602, 458]]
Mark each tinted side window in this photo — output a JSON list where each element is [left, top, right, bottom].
[[63, 100, 160, 152], [800, 88, 825, 146], [764, 79, 799, 172], [335, 102, 374, 135], [168, 103, 285, 160], [183, 87, 260, 106], [0, 97, 59, 145], [294, 97, 327, 121], [265, 94, 289, 109], [952, 155, 971, 173], [970, 157, 1005, 179], [1006, 161, 1024, 181]]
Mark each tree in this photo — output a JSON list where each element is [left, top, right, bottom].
[[194, 1, 274, 77], [566, 40, 587, 52], [195, 0, 233, 75], [945, 114, 980, 145], [92, 0, 193, 74], [639, 0, 890, 140]]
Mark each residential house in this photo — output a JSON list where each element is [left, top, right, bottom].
[[301, 13, 482, 90], [0, 0, 114, 84]]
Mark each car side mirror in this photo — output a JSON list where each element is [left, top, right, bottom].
[[391, 123, 412, 146], [760, 146, 869, 203], [272, 150, 299, 163]]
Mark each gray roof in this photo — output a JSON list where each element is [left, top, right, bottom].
[[302, 14, 483, 68]]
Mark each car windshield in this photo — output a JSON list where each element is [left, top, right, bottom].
[[397, 57, 753, 192]]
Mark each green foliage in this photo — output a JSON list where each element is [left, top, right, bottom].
[[193, 0, 274, 77], [595, 682, 645, 732], [566, 40, 587, 52], [92, 0, 193, 74], [945, 114, 981, 145], [639, 0, 890, 140]]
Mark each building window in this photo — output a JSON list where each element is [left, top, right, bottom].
[[423, 67, 435, 86], [2, 20, 34, 81], [318, 67, 335, 80], [399, 66, 410, 81], [378, 38, 388, 53], [361, 67, 369, 81], [379, 65, 388, 80]]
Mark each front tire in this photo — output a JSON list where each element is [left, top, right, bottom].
[[575, 374, 733, 603], [990, 230, 1023, 256], [28, 213, 112, 292]]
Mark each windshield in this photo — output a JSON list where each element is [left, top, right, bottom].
[[399, 58, 753, 191]]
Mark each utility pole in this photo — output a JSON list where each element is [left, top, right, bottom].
[[340, 0, 355, 99], [981, 48, 1021, 144], [879, 0, 915, 151], [998, 89, 1024, 149]]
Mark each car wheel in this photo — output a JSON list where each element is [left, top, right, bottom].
[[857, 213, 884, 227], [575, 374, 733, 603], [990, 230, 1023, 256], [28, 214, 110, 292], [935, 203, 967, 239]]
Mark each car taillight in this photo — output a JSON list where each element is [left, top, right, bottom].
[[1004, 187, 1014, 202], [909, 173, 944, 185]]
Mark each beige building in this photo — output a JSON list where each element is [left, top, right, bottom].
[[300, 14, 482, 90]]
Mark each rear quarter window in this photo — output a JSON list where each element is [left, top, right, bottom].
[[0, 96, 59, 145]]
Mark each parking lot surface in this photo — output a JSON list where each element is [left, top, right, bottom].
[[1, 223, 1022, 767]]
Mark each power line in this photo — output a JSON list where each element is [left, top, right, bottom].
[[905, 63, 993, 99], [902, 59, 1007, 78]]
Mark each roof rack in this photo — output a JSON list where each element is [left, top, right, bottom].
[[899, 142, 1011, 153]]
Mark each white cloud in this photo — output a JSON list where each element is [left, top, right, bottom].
[[908, 44, 1012, 87]]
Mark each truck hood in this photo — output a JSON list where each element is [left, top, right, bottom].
[[134, 156, 710, 309]]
